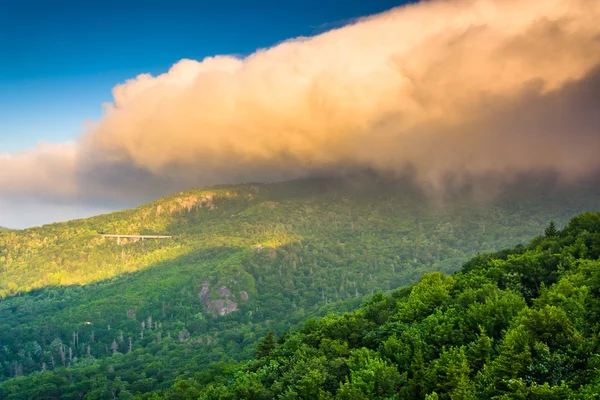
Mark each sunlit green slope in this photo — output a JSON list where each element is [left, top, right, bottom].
[[0, 176, 598, 397]]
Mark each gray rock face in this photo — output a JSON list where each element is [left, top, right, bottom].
[[199, 280, 211, 305], [217, 286, 232, 298], [207, 299, 238, 316], [199, 281, 240, 316]]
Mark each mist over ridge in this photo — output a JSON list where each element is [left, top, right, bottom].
[[1, 0, 599, 226]]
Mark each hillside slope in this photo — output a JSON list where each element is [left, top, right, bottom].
[[167, 212, 600, 399], [0, 177, 598, 397]]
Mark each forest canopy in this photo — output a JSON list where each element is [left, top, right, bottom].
[[156, 212, 600, 399], [0, 178, 598, 399]]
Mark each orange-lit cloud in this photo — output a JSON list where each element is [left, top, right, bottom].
[[0, 142, 77, 199], [2, 0, 600, 209]]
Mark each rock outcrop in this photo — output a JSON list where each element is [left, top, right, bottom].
[[200, 280, 241, 316], [199, 280, 211, 305], [207, 299, 238, 316]]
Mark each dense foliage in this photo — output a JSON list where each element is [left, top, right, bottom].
[[0, 177, 598, 398], [155, 212, 600, 399]]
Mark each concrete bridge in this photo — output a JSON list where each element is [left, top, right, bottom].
[[101, 234, 173, 244]]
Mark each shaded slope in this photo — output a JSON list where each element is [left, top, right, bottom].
[[163, 212, 600, 399], [0, 177, 599, 397]]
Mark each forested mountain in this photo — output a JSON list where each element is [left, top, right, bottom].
[[0, 177, 598, 398], [162, 212, 600, 400]]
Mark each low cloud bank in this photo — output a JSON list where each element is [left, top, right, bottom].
[[2, 0, 599, 221]]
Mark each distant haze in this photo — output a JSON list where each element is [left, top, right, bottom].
[[1, 0, 600, 227]]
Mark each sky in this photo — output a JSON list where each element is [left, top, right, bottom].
[[0, 0, 406, 153], [1, 0, 599, 229], [0, 0, 407, 226]]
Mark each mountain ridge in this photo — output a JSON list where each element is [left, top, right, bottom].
[[0, 176, 599, 397]]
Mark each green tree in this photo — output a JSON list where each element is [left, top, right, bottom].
[[545, 220, 559, 237], [256, 330, 276, 358]]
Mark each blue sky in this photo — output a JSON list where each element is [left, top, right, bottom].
[[0, 0, 407, 153]]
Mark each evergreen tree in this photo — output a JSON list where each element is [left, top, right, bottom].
[[256, 330, 275, 358], [545, 220, 558, 237]]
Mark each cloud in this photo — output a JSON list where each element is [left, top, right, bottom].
[[0, 142, 77, 200], [2, 0, 600, 215]]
